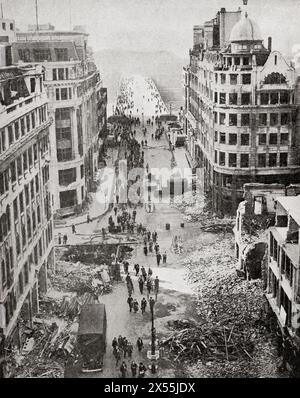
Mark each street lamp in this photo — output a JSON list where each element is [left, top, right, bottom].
[[147, 297, 159, 370]]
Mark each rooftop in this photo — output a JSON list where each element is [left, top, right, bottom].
[[229, 12, 262, 42]]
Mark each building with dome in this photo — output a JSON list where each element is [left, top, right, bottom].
[[184, 5, 300, 216]]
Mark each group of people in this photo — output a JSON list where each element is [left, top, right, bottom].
[[141, 229, 167, 266], [112, 336, 147, 378], [108, 205, 137, 234]]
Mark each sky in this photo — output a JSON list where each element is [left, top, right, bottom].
[[2, 0, 300, 58]]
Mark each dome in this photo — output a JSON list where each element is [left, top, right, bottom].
[[229, 13, 262, 42]]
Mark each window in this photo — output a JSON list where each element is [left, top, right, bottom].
[[220, 74, 226, 84], [242, 74, 251, 84], [25, 185, 29, 205], [33, 49, 51, 62], [229, 153, 237, 167], [269, 133, 278, 145], [54, 48, 69, 61], [219, 93, 226, 104], [261, 93, 269, 105], [241, 114, 250, 126], [80, 165, 84, 179], [2, 22, 6, 30], [35, 175, 39, 193], [281, 113, 289, 125], [280, 133, 289, 145], [59, 190, 77, 208], [214, 92, 218, 103], [53, 69, 57, 81], [30, 180, 34, 199], [61, 88, 68, 100], [28, 147, 33, 167], [230, 74, 237, 85], [229, 114, 237, 126], [8, 125, 13, 145], [30, 78, 36, 93], [214, 150, 218, 163], [258, 153, 266, 167], [241, 153, 249, 168], [11, 161, 16, 183], [259, 134, 266, 145], [219, 113, 225, 125], [243, 57, 249, 65], [270, 92, 279, 104], [280, 92, 289, 104], [13, 199, 18, 221], [10, 23, 14, 31], [220, 132, 226, 144], [57, 148, 73, 162], [229, 93, 237, 105], [57, 68, 65, 80], [229, 133, 237, 145], [26, 115, 30, 132], [241, 134, 249, 146], [17, 157, 22, 178], [269, 153, 277, 167], [241, 93, 251, 105], [19, 192, 24, 214], [235, 57, 240, 65], [259, 113, 267, 126], [14, 122, 19, 141], [270, 113, 278, 126], [23, 152, 28, 172], [219, 152, 225, 166], [56, 88, 60, 101], [33, 144, 37, 162], [31, 112, 35, 129], [59, 168, 77, 186], [214, 131, 218, 142], [280, 153, 288, 167]]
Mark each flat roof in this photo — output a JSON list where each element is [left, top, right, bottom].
[[276, 196, 300, 225]]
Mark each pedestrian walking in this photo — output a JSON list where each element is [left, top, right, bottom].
[[115, 348, 121, 367], [116, 194, 119, 204], [133, 209, 137, 222], [154, 276, 159, 300], [127, 342, 133, 359], [112, 337, 118, 350], [58, 233, 62, 245], [154, 243, 160, 254], [131, 361, 138, 377], [133, 299, 139, 313], [87, 213, 91, 223], [120, 361, 127, 378], [127, 296, 133, 312], [123, 261, 129, 274], [156, 252, 162, 266], [134, 263, 140, 276], [146, 279, 152, 298], [163, 251, 167, 264], [141, 297, 147, 314], [149, 296, 155, 312], [114, 206, 118, 216], [148, 267, 153, 276], [137, 337, 144, 352], [143, 245, 148, 256], [63, 234, 68, 245], [141, 266, 147, 282], [118, 335, 123, 349], [138, 362, 147, 378], [138, 275, 144, 294], [72, 224, 76, 234]]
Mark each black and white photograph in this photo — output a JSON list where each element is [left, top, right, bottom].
[[0, 0, 300, 381]]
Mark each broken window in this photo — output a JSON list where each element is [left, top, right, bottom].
[[280, 153, 288, 167], [280, 133, 289, 145], [269, 153, 277, 167], [219, 93, 226, 104], [229, 153, 237, 167], [270, 113, 278, 126], [258, 153, 266, 167], [229, 114, 237, 126], [254, 196, 263, 215], [269, 133, 278, 145], [219, 113, 225, 125], [242, 74, 251, 84], [258, 134, 266, 145], [229, 133, 237, 145], [241, 134, 249, 146], [280, 113, 289, 125], [241, 114, 250, 126], [240, 153, 249, 168], [219, 152, 225, 166], [229, 93, 237, 104], [241, 93, 251, 105], [261, 93, 269, 105], [259, 113, 267, 126], [230, 74, 238, 85]]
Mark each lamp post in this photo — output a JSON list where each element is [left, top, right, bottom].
[[147, 297, 159, 368], [151, 301, 156, 355]]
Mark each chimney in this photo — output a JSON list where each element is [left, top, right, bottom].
[[268, 36, 272, 52]]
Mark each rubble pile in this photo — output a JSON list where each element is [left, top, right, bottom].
[[162, 236, 279, 377], [173, 192, 235, 232]]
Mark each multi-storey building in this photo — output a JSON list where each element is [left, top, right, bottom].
[[184, 5, 300, 215], [12, 26, 107, 218], [0, 61, 54, 342], [266, 196, 300, 344]]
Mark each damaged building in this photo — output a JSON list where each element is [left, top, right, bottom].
[[0, 48, 55, 347]]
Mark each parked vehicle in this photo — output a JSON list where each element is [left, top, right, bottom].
[[77, 304, 107, 373]]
